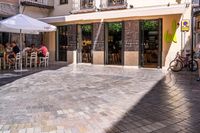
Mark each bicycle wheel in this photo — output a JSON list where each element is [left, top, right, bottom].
[[188, 60, 198, 71], [169, 60, 183, 72]]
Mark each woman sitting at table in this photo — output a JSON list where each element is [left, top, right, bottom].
[[37, 43, 48, 57]]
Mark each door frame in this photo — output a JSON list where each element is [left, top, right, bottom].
[[77, 24, 93, 64], [139, 19, 163, 68], [56, 26, 68, 62], [104, 21, 124, 65]]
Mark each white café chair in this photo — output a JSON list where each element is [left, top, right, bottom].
[[39, 52, 49, 67], [15, 53, 21, 70], [26, 52, 37, 68]]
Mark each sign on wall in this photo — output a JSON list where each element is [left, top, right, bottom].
[[181, 20, 190, 32]]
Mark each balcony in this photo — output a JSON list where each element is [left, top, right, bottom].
[[20, 0, 54, 9], [71, 0, 96, 14], [108, 0, 127, 6], [81, 0, 95, 9], [100, 0, 127, 11]]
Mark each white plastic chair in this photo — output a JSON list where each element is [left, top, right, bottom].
[[39, 52, 49, 67], [15, 53, 21, 70], [26, 52, 37, 68]]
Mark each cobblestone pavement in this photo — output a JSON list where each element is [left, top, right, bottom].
[[0, 64, 200, 133], [0, 62, 67, 87]]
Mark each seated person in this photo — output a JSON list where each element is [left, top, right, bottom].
[[0, 44, 5, 58], [37, 44, 48, 57], [5, 43, 12, 53], [12, 41, 20, 55], [23, 45, 31, 53], [30, 44, 38, 52], [7, 41, 20, 64]]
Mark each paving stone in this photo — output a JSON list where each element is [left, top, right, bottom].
[[0, 65, 200, 133]]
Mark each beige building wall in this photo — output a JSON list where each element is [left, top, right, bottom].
[[124, 51, 138, 66], [126, 0, 186, 7], [93, 51, 104, 64], [49, 0, 73, 16], [20, 6, 50, 18], [44, 32, 56, 62], [163, 6, 191, 67], [43, 0, 192, 68], [100, 0, 188, 8]]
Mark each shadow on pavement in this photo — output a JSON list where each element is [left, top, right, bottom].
[[0, 62, 68, 87], [106, 71, 200, 133]]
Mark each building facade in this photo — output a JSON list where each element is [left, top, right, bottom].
[[19, 0, 193, 68], [0, 0, 19, 45]]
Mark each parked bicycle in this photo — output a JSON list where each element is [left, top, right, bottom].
[[168, 51, 198, 72]]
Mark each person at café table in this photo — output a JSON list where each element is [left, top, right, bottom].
[[7, 41, 20, 64], [37, 43, 48, 57], [0, 44, 5, 59], [23, 45, 31, 53], [30, 44, 38, 52], [5, 43, 12, 62]]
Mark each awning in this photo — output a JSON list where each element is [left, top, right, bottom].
[[40, 4, 187, 24]]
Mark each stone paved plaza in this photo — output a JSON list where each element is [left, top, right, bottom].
[[0, 64, 200, 133]]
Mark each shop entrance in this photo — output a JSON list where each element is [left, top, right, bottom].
[[139, 19, 162, 68], [77, 24, 93, 63], [105, 22, 123, 65], [57, 26, 68, 61]]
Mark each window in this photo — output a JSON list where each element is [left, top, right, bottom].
[[60, 0, 68, 5], [25, 34, 43, 47], [108, 0, 124, 6], [80, 0, 94, 9]]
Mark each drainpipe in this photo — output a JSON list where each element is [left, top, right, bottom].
[[191, 5, 194, 71]]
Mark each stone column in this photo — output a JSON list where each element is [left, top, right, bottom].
[[67, 24, 77, 64], [92, 22, 105, 64], [124, 20, 139, 66]]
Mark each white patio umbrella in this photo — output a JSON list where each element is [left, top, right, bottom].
[[0, 14, 57, 72], [0, 14, 56, 33]]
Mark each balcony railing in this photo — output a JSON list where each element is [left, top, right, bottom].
[[107, 0, 127, 6], [72, 0, 96, 14], [100, 0, 127, 10], [20, 0, 54, 9], [80, 0, 95, 9]]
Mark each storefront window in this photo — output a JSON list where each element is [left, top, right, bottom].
[[0, 17, 9, 46], [80, 0, 94, 9], [106, 22, 122, 65], [25, 34, 43, 47], [81, 24, 92, 63]]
